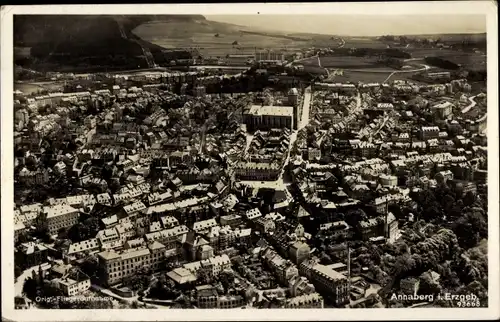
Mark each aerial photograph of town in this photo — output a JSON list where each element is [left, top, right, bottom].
[[11, 12, 488, 310]]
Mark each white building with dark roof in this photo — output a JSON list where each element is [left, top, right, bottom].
[[244, 105, 294, 130], [193, 218, 218, 234], [67, 238, 100, 256], [43, 204, 79, 235]]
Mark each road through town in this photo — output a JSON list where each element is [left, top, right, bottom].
[[461, 95, 478, 114]]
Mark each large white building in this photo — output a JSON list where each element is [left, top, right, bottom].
[[233, 161, 282, 181], [255, 51, 285, 62], [243, 105, 294, 130], [431, 101, 454, 119], [43, 204, 80, 235], [97, 241, 168, 286], [55, 268, 91, 296], [299, 259, 349, 307]]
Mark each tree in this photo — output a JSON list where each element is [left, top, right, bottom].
[[419, 271, 442, 295], [219, 270, 235, 294], [452, 211, 487, 249], [16, 231, 30, 245], [463, 191, 477, 207], [123, 267, 152, 292], [81, 255, 99, 281], [22, 277, 38, 299], [320, 252, 333, 265], [15, 265, 23, 279]]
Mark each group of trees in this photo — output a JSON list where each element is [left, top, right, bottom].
[[66, 216, 101, 243], [320, 47, 411, 59], [148, 274, 182, 301], [409, 186, 487, 249], [424, 57, 460, 70], [22, 267, 113, 309], [339, 187, 487, 307], [122, 267, 153, 293]]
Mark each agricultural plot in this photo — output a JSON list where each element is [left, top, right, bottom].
[[406, 48, 486, 68], [406, 48, 462, 57], [15, 82, 65, 95], [319, 56, 383, 68], [443, 55, 486, 69], [328, 71, 393, 83], [342, 37, 388, 49], [134, 21, 314, 58]]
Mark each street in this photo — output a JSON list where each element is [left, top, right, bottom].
[[461, 95, 478, 114], [382, 64, 431, 83]]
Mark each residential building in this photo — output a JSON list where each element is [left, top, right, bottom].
[[234, 162, 281, 181], [67, 238, 100, 257], [299, 259, 349, 307], [97, 241, 168, 286], [55, 268, 91, 296], [308, 148, 321, 161], [419, 126, 440, 140], [43, 204, 80, 235], [284, 293, 324, 308], [262, 247, 299, 285], [183, 254, 232, 279], [254, 217, 276, 233], [289, 242, 311, 265], [15, 242, 49, 269], [14, 222, 26, 243], [288, 275, 316, 297], [431, 102, 454, 119], [196, 285, 246, 308]]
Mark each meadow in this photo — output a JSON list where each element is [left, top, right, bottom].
[[330, 71, 393, 83], [406, 48, 486, 69], [134, 20, 318, 58], [342, 37, 388, 49], [15, 82, 65, 96]]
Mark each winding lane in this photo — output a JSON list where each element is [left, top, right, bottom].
[[461, 95, 478, 114]]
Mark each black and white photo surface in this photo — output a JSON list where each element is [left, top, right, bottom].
[[1, 2, 498, 321]]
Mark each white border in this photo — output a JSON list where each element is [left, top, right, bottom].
[[1, 2, 498, 321]]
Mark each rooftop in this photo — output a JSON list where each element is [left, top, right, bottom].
[[248, 105, 294, 117]]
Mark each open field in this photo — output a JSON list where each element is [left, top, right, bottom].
[[320, 56, 384, 68], [328, 71, 393, 83], [15, 82, 65, 96], [134, 20, 320, 58], [299, 56, 391, 69], [342, 36, 388, 49], [325, 68, 430, 84], [442, 55, 486, 69], [405, 48, 486, 68]]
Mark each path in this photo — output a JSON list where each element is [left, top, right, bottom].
[[115, 17, 156, 68], [298, 86, 312, 130], [199, 123, 208, 154], [280, 86, 312, 179], [382, 64, 431, 84], [461, 95, 478, 114]]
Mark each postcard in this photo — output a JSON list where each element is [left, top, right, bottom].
[[1, 2, 498, 321]]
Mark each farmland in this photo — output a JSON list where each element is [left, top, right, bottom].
[[15, 82, 65, 95], [342, 36, 388, 49], [320, 56, 391, 69], [300, 55, 402, 70], [404, 48, 486, 69], [133, 20, 332, 58]]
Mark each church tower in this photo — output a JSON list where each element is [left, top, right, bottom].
[[288, 88, 299, 130]]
